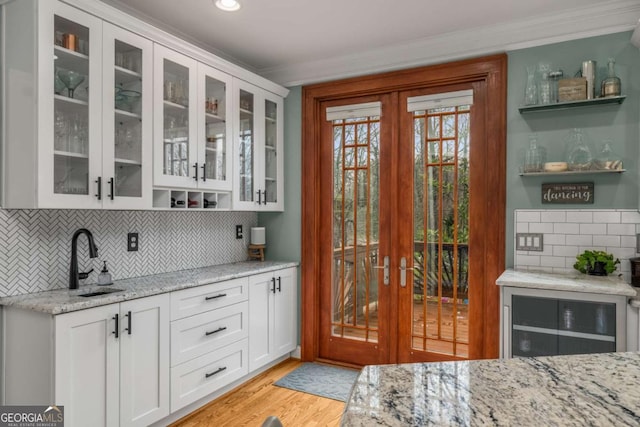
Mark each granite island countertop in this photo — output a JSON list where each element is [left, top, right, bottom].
[[341, 352, 640, 426], [0, 261, 297, 314]]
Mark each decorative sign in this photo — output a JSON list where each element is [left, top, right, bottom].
[[542, 182, 594, 204]]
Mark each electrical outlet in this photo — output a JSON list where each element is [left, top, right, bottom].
[[236, 225, 243, 239], [127, 232, 139, 252]]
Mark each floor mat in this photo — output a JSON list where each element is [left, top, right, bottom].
[[273, 362, 360, 402]]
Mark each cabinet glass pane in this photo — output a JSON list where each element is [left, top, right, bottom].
[[558, 336, 615, 355], [558, 300, 615, 336], [53, 15, 90, 195], [512, 329, 558, 357], [264, 99, 278, 203], [114, 40, 143, 198], [204, 75, 226, 181], [162, 59, 189, 178], [239, 90, 254, 202], [512, 295, 557, 329]]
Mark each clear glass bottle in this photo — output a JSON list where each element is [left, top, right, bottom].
[[524, 66, 537, 105], [538, 71, 551, 105], [565, 128, 593, 171], [601, 58, 621, 98], [596, 140, 622, 170], [523, 133, 545, 172]]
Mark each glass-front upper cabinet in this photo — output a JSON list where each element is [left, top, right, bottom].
[[263, 96, 283, 206], [41, 2, 102, 208], [101, 23, 153, 209], [3, 0, 152, 209], [233, 79, 284, 211], [197, 63, 233, 191], [153, 44, 198, 188]]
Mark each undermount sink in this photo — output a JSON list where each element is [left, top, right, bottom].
[[78, 288, 123, 298]]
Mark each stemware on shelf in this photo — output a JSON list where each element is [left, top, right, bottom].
[[57, 68, 86, 99]]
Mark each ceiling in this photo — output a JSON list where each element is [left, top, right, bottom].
[[99, 0, 640, 87]]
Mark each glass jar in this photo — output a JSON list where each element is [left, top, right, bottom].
[[523, 133, 545, 172], [565, 128, 592, 171], [595, 140, 622, 170], [601, 58, 621, 98]]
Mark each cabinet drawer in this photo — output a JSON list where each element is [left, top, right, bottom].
[[170, 338, 248, 412], [171, 277, 248, 320], [171, 301, 248, 366]]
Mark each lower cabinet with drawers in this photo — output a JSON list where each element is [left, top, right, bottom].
[[169, 277, 250, 411], [1, 266, 298, 427]]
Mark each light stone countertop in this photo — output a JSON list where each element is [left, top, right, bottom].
[[496, 268, 637, 297], [0, 261, 297, 315], [341, 351, 640, 426]]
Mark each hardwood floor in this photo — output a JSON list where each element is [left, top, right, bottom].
[[170, 359, 345, 427]]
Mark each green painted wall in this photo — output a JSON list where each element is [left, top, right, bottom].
[[260, 31, 640, 343], [258, 86, 302, 263], [506, 31, 640, 266]]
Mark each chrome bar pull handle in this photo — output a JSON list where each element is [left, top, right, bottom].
[[373, 255, 390, 285], [399, 257, 414, 288]]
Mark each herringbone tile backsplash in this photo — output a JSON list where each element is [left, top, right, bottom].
[[0, 209, 257, 297]]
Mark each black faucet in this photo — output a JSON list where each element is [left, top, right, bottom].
[[69, 228, 98, 290]]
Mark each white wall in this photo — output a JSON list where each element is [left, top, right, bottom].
[[514, 208, 640, 282]]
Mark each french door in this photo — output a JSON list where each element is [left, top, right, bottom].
[[303, 55, 506, 366]]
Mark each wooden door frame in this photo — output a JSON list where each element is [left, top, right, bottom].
[[301, 54, 507, 362]]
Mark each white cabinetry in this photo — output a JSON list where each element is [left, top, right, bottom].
[[249, 267, 297, 371], [233, 79, 284, 211], [2, 0, 152, 209], [169, 278, 249, 411], [152, 46, 234, 210], [2, 293, 170, 427]]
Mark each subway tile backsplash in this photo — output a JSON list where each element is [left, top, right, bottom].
[[514, 209, 640, 283], [0, 209, 257, 297]]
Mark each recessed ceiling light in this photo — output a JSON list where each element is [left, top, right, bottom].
[[215, 0, 241, 11]]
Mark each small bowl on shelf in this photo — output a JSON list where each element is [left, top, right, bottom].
[[544, 162, 568, 172], [115, 88, 141, 113]]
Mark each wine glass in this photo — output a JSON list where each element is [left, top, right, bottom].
[[54, 69, 66, 95], [57, 69, 85, 98]]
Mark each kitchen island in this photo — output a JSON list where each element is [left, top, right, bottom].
[[341, 351, 640, 426]]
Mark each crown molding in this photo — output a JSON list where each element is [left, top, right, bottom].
[[260, 0, 640, 87]]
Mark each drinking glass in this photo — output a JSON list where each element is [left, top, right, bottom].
[[57, 69, 86, 99], [54, 110, 68, 151]]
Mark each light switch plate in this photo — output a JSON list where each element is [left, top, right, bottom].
[[516, 233, 544, 252]]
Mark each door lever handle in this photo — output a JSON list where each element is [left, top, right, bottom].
[[373, 255, 390, 285], [399, 257, 414, 288]]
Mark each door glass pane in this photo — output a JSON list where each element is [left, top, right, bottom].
[[114, 40, 142, 198], [412, 104, 470, 357], [332, 115, 380, 343], [53, 15, 90, 195], [239, 90, 254, 202], [264, 99, 277, 203], [204, 75, 226, 182], [162, 59, 189, 178]]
